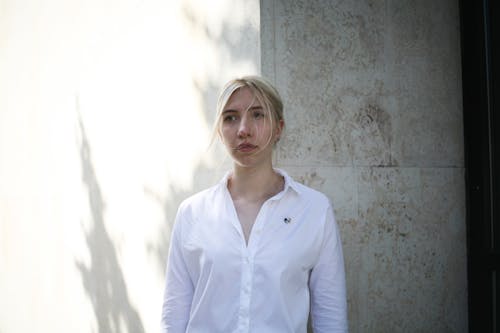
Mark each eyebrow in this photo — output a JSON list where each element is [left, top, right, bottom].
[[222, 106, 264, 114]]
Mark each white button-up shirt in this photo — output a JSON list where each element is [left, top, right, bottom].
[[161, 169, 347, 333]]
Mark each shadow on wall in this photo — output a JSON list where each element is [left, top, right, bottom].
[[76, 115, 145, 333], [72, 3, 260, 330], [148, 2, 261, 279]]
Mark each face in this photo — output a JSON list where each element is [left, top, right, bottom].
[[220, 87, 282, 168]]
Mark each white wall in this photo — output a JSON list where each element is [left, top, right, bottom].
[[0, 1, 260, 332]]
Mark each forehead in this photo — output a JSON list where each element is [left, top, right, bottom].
[[224, 87, 263, 111]]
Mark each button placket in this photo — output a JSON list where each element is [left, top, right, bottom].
[[237, 245, 253, 332], [236, 198, 276, 331]]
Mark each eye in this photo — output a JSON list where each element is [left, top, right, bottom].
[[223, 114, 238, 122], [253, 111, 265, 119]]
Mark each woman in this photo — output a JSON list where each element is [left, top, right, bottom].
[[161, 76, 347, 332]]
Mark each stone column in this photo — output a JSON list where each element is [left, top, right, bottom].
[[261, 0, 467, 331]]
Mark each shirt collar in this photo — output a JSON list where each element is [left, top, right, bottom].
[[219, 168, 302, 196], [274, 168, 302, 195]]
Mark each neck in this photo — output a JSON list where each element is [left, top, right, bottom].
[[228, 163, 283, 202]]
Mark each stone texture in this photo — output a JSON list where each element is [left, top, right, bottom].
[[353, 167, 466, 332], [263, 0, 463, 168], [262, 0, 467, 331]]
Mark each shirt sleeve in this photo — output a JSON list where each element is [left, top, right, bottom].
[[161, 206, 194, 333], [309, 205, 348, 333]]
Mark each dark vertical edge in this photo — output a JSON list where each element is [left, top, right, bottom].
[[460, 0, 495, 331]]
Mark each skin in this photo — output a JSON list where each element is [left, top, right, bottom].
[[220, 87, 285, 244]]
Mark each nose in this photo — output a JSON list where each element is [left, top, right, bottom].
[[237, 113, 252, 138]]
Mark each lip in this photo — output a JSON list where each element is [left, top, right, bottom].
[[234, 143, 257, 152]]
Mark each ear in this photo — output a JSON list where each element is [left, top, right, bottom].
[[275, 119, 284, 141]]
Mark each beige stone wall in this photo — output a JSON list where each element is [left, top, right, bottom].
[[262, 0, 467, 331]]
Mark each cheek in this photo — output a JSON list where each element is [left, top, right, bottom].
[[258, 123, 274, 139], [220, 127, 233, 143]]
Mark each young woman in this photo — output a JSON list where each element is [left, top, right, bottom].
[[161, 76, 347, 333]]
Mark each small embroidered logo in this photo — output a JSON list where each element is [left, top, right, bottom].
[[283, 217, 292, 224]]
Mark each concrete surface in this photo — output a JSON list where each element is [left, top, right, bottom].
[[262, 0, 467, 331]]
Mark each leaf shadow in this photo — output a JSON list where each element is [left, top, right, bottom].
[[76, 114, 145, 333]]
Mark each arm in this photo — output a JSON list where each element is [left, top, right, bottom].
[[309, 206, 348, 333], [161, 209, 194, 333]]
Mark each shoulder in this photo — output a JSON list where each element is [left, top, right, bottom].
[[294, 181, 330, 205], [282, 171, 332, 210], [177, 183, 222, 217]]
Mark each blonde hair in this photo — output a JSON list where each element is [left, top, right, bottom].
[[211, 75, 284, 146]]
